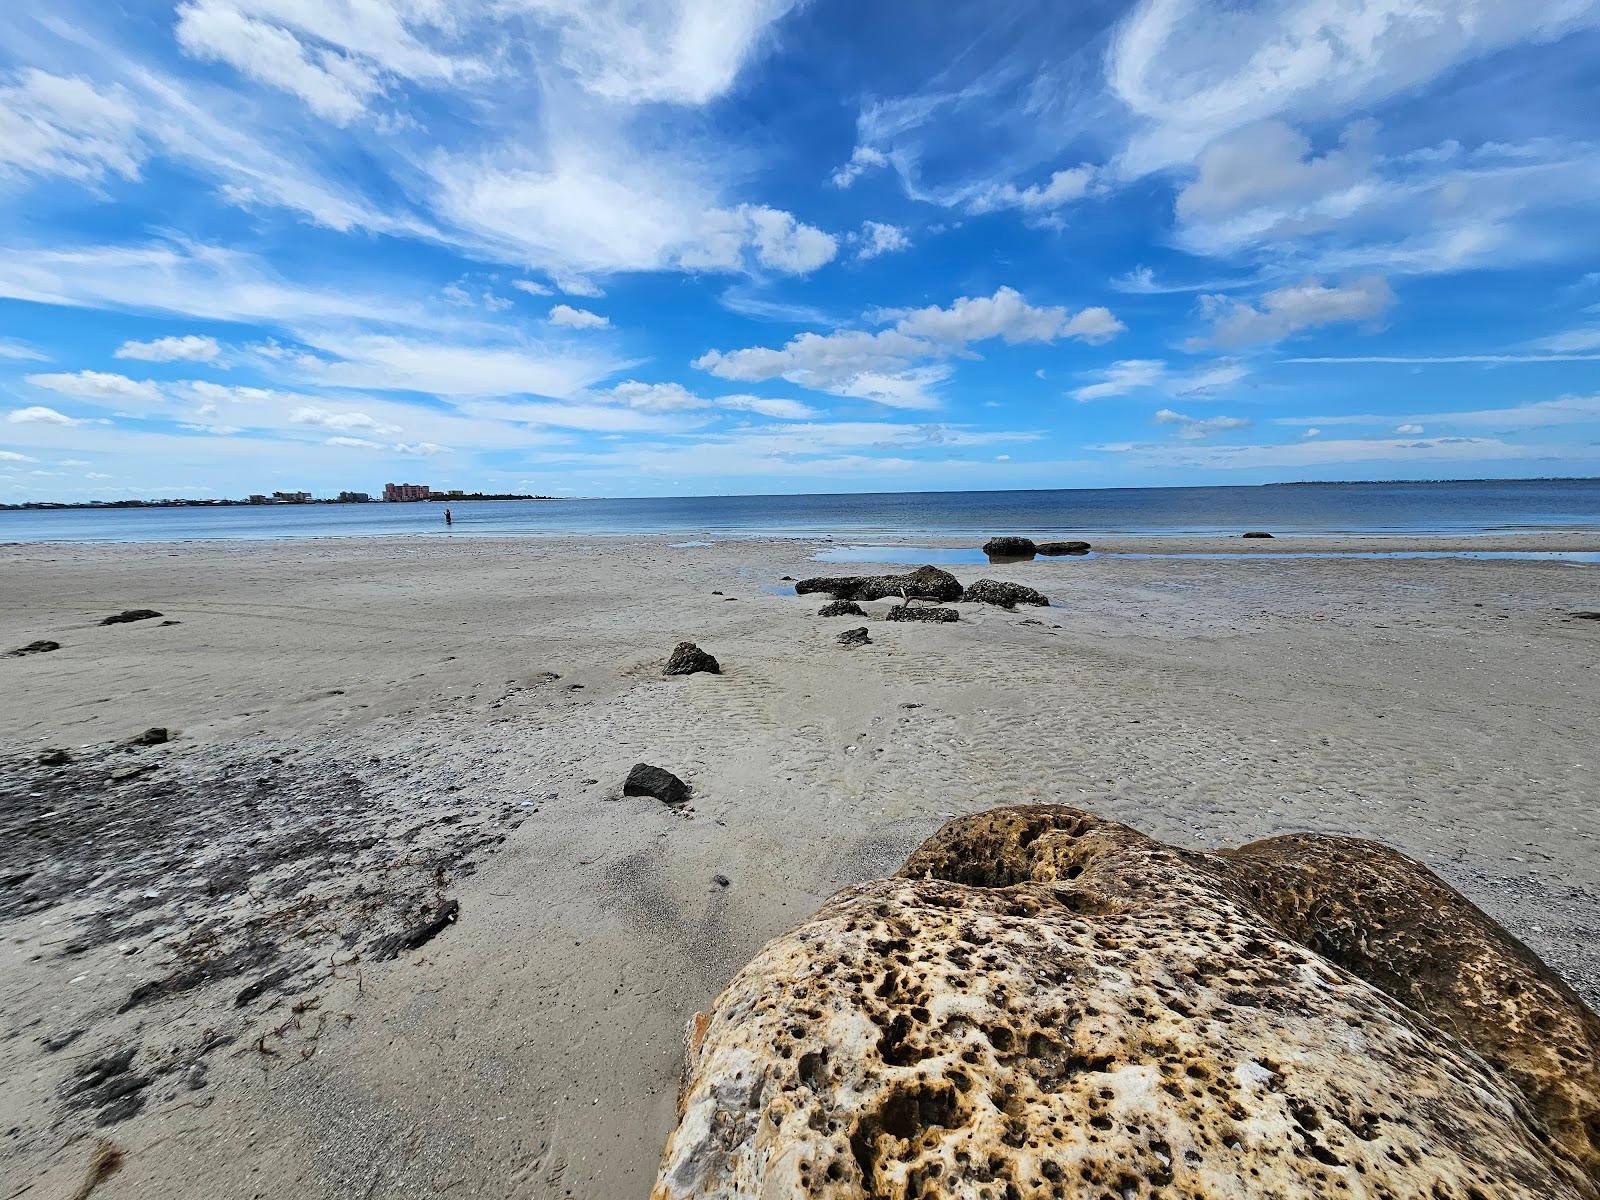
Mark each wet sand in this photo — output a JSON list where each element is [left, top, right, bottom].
[[2, 532, 1598, 1198]]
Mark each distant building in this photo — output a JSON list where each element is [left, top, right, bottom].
[[383, 482, 431, 502], [273, 490, 312, 504], [248, 494, 269, 505], [338, 491, 372, 503]]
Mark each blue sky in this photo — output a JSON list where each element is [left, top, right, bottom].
[[2, 0, 1600, 501]]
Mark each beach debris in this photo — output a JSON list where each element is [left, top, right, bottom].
[[654, 805, 1600, 1200], [1570, 611, 1600, 620], [371, 898, 461, 961], [65, 1047, 151, 1126], [664, 642, 721, 676], [625, 763, 691, 807], [795, 565, 962, 603], [1243, 531, 1275, 538], [100, 609, 163, 625], [712, 874, 731, 888], [961, 579, 1049, 609], [885, 605, 959, 623], [64, 1140, 124, 1200], [41, 1027, 85, 1052], [837, 627, 870, 647], [123, 727, 171, 748], [38, 748, 72, 766], [1037, 540, 1091, 556], [780, 575, 794, 581], [6, 639, 60, 657], [981, 536, 1037, 558], [818, 600, 866, 618]]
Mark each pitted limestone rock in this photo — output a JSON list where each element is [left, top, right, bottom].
[[654, 806, 1600, 1200]]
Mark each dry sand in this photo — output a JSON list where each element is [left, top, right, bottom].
[[2, 532, 1598, 1198]]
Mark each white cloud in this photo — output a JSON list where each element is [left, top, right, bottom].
[[968, 165, 1095, 216], [548, 304, 610, 330], [716, 394, 818, 420], [1100, 434, 1580, 472], [1276, 393, 1600, 432], [289, 406, 402, 434], [288, 332, 625, 399], [1074, 360, 1167, 402], [26, 370, 165, 405], [697, 287, 1123, 409], [1533, 328, 1600, 353], [175, 1, 385, 125], [890, 287, 1124, 346], [1153, 408, 1251, 439], [8, 406, 89, 426], [0, 69, 143, 185], [512, 279, 552, 296], [854, 221, 910, 260], [115, 334, 223, 363], [1303, 427, 1321, 437], [743, 206, 839, 273], [1107, 0, 1600, 178], [592, 380, 818, 420], [0, 339, 48, 361], [831, 144, 889, 189], [1193, 275, 1394, 348], [0, 449, 37, 462], [527, 0, 799, 105]]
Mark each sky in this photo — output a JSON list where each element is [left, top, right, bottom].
[[2, 1, 1600, 502]]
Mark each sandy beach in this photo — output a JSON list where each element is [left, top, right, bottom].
[[3, 532, 1598, 1199]]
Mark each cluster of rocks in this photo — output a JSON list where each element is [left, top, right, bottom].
[[654, 805, 1600, 1199], [799, 563, 1055, 626], [981, 536, 1092, 559]]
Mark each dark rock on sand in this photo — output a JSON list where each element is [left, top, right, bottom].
[[6, 639, 60, 657], [38, 748, 72, 767], [1571, 611, 1600, 620], [884, 605, 959, 623], [100, 609, 162, 625], [837, 627, 870, 647], [1037, 539, 1091, 555], [1243, 531, 1275, 538], [655, 805, 1600, 1199], [664, 642, 720, 676], [795, 564, 962, 603], [124, 727, 170, 747], [370, 898, 460, 961], [625, 763, 690, 807], [962, 578, 1049, 609], [818, 599, 866, 617], [981, 536, 1036, 558]]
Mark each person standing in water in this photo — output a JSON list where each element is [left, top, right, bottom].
[[444, 507, 453, 527]]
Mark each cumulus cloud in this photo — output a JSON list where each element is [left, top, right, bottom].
[[854, 221, 910, 260], [26, 370, 164, 405], [289, 406, 402, 434], [698, 287, 1124, 409], [115, 334, 223, 363], [831, 144, 890, 189], [1192, 276, 1395, 348], [8, 405, 90, 425], [967, 165, 1095, 216], [548, 304, 610, 330]]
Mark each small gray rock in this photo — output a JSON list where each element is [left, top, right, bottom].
[[837, 627, 871, 647], [885, 606, 959, 623], [818, 599, 867, 618], [101, 609, 162, 625]]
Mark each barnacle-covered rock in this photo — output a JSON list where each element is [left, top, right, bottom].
[[654, 806, 1600, 1200], [795, 566, 962, 603]]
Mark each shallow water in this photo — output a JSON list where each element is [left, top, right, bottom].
[[810, 546, 1600, 567]]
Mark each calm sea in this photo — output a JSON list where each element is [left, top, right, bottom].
[[3, 480, 1599, 544]]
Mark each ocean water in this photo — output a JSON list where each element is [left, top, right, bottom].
[[2, 479, 1598, 544]]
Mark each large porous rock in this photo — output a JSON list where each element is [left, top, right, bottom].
[[100, 609, 162, 625], [654, 805, 1600, 1200], [981, 536, 1036, 558], [818, 600, 867, 618], [795, 565, 962, 604], [664, 642, 721, 676], [884, 605, 958, 623], [1036, 540, 1091, 556], [961, 579, 1049, 609]]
